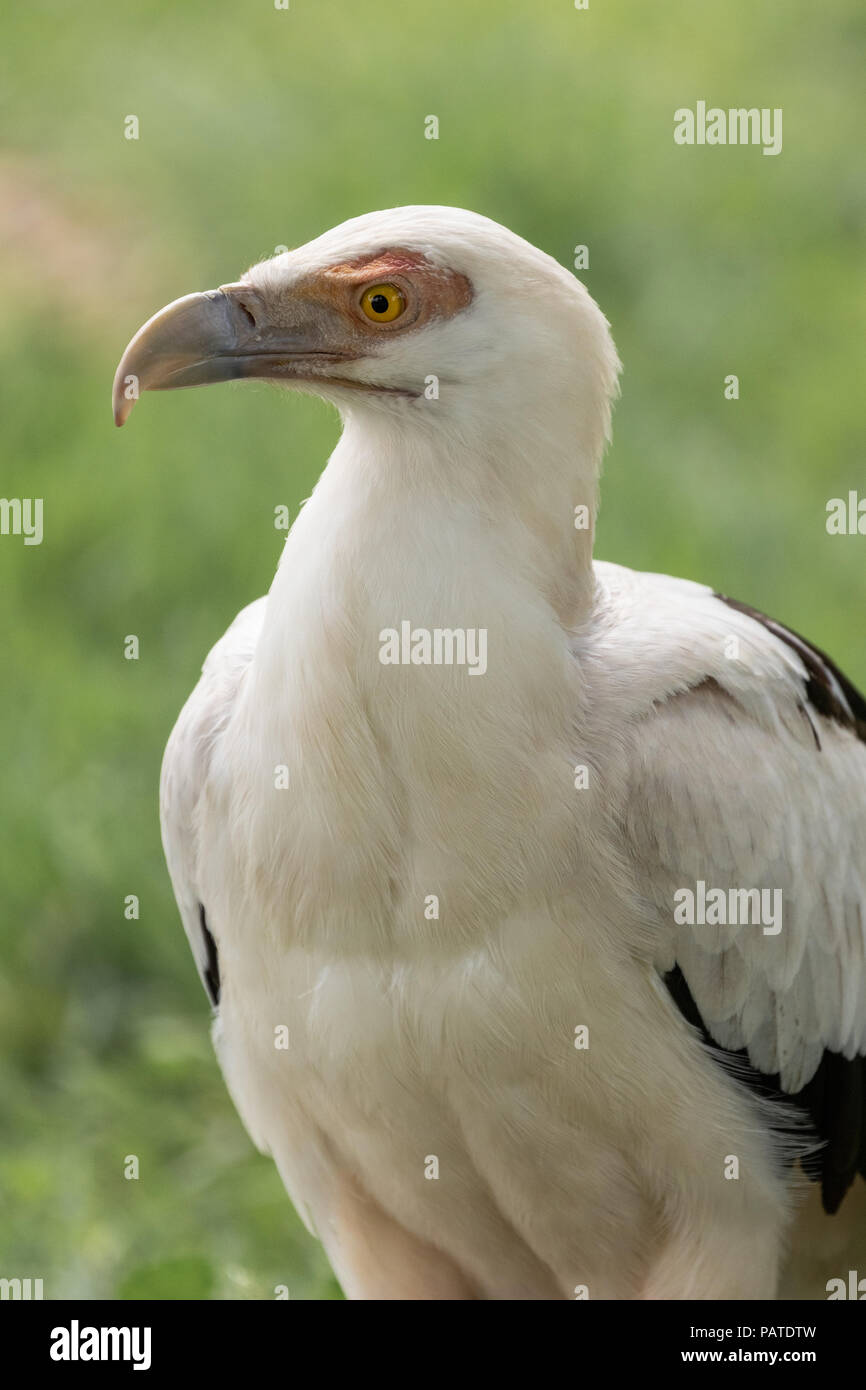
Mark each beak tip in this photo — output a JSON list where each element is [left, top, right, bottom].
[[112, 357, 137, 427], [112, 391, 130, 428], [111, 285, 258, 430]]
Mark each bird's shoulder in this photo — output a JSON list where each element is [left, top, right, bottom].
[[589, 562, 866, 1209], [588, 560, 862, 737], [589, 561, 866, 1032]]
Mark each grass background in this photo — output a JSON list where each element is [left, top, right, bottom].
[[0, 0, 863, 1298]]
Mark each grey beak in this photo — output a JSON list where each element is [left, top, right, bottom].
[[112, 282, 348, 426]]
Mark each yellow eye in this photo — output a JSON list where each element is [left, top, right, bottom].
[[360, 283, 405, 323]]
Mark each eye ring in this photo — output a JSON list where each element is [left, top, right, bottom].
[[360, 283, 406, 323]]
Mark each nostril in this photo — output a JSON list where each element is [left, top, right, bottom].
[[236, 298, 258, 331]]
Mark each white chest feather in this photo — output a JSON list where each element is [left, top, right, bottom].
[[193, 466, 784, 1298]]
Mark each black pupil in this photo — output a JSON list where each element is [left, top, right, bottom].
[[370, 293, 390, 314]]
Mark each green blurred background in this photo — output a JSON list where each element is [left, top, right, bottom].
[[0, 0, 863, 1299]]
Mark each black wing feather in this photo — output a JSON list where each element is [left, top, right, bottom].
[[197, 903, 221, 1008]]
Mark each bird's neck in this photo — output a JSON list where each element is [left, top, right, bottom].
[[244, 404, 604, 958], [300, 405, 600, 630]]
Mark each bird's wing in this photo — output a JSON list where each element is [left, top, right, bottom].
[[159, 596, 267, 1007], [593, 562, 866, 1211]]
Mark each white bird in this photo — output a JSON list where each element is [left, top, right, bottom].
[[113, 206, 866, 1300]]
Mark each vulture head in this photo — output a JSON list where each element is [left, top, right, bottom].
[[113, 206, 619, 459]]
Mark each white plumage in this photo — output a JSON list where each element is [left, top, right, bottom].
[[115, 206, 866, 1298]]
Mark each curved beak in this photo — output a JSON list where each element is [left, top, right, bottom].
[[112, 282, 357, 426]]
